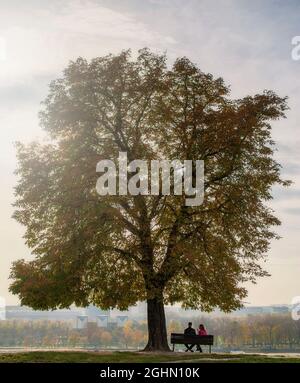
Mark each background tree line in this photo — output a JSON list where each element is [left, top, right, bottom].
[[1, 314, 300, 351]]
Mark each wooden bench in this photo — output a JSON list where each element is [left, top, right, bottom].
[[170, 333, 214, 353]]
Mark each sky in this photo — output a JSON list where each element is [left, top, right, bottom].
[[0, 0, 299, 306]]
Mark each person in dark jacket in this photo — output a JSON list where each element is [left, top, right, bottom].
[[184, 322, 196, 352]]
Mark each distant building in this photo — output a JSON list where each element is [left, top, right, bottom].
[[3, 303, 292, 324], [116, 315, 128, 327], [84, 305, 110, 321], [76, 315, 88, 329], [5, 305, 83, 321], [108, 322, 118, 330], [244, 306, 264, 314], [96, 315, 109, 328], [271, 306, 289, 313]]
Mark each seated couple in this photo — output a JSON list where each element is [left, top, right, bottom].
[[184, 322, 207, 352]]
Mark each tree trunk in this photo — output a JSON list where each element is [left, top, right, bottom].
[[143, 295, 170, 351]]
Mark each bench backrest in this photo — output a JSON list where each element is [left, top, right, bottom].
[[170, 333, 214, 345]]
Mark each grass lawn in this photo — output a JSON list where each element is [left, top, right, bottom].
[[1, 351, 300, 363]]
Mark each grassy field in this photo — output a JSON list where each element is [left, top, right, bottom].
[[1, 351, 300, 363]]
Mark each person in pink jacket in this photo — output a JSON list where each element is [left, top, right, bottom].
[[198, 324, 207, 336], [197, 324, 207, 352]]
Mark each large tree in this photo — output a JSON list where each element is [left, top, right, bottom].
[[10, 49, 289, 351]]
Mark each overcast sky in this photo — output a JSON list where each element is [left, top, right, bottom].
[[0, 0, 299, 306]]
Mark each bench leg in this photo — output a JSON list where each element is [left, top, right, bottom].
[[209, 345, 211, 354], [173, 343, 175, 352]]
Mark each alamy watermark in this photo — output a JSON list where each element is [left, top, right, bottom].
[[0, 296, 6, 320], [96, 152, 204, 206], [291, 296, 300, 320], [291, 36, 300, 60], [0, 37, 7, 61]]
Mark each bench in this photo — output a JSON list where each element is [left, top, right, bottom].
[[170, 333, 214, 353]]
